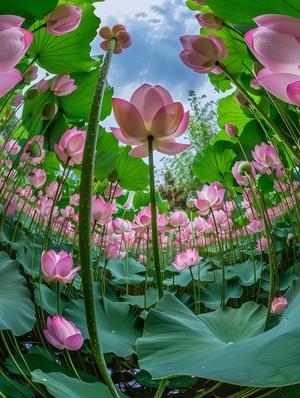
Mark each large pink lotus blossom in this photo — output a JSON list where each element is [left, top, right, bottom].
[[271, 296, 288, 316], [246, 219, 264, 234], [99, 24, 132, 54], [252, 142, 282, 176], [41, 249, 80, 284], [173, 248, 201, 271], [194, 183, 225, 215], [54, 127, 86, 166], [45, 4, 82, 36], [170, 210, 190, 228], [245, 14, 300, 74], [111, 84, 190, 158], [179, 34, 228, 74], [43, 315, 84, 351], [50, 73, 77, 96]]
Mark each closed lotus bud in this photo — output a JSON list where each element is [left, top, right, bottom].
[[238, 161, 252, 176], [250, 79, 262, 90], [195, 12, 224, 31], [41, 102, 58, 120], [108, 170, 118, 182], [23, 66, 38, 83], [187, 200, 194, 210], [27, 88, 38, 100], [287, 233, 296, 246], [225, 123, 239, 139], [26, 141, 42, 158], [235, 92, 250, 108]]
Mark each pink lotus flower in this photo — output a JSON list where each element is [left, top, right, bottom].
[[133, 205, 169, 233], [195, 12, 223, 31], [179, 34, 228, 74], [91, 196, 113, 225], [50, 73, 77, 96], [194, 183, 225, 215], [4, 140, 21, 155], [43, 315, 84, 350], [0, 15, 33, 72], [170, 210, 190, 228], [245, 14, 300, 74], [45, 4, 82, 36], [232, 161, 256, 186], [111, 84, 190, 158], [2, 200, 16, 217], [271, 296, 288, 316], [28, 168, 46, 188], [46, 181, 62, 201], [41, 249, 81, 284], [10, 93, 23, 107], [173, 248, 201, 271], [252, 142, 282, 176], [256, 236, 268, 251], [54, 127, 86, 166], [36, 78, 50, 94], [37, 197, 58, 218], [22, 135, 46, 165], [246, 220, 264, 234], [112, 217, 132, 234], [104, 243, 119, 260], [99, 24, 132, 54], [104, 183, 123, 199]]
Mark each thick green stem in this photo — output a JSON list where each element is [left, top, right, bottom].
[[148, 136, 164, 299], [153, 379, 167, 398], [217, 63, 300, 162], [79, 39, 120, 398]]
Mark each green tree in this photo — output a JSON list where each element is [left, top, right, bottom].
[[159, 90, 219, 203]]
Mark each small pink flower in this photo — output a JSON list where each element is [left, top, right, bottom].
[[28, 168, 46, 188], [41, 249, 80, 284], [232, 161, 256, 186], [252, 142, 282, 176], [112, 218, 132, 234], [225, 123, 239, 139], [256, 236, 268, 251], [45, 4, 82, 36], [99, 24, 132, 54], [104, 243, 119, 260], [54, 127, 86, 166], [194, 183, 225, 215], [36, 78, 50, 94], [246, 219, 264, 234], [271, 296, 288, 316], [46, 181, 62, 201], [5, 140, 21, 155], [170, 210, 189, 228], [173, 248, 201, 271], [43, 315, 84, 350], [139, 254, 147, 263], [2, 200, 16, 217], [179, 34, 228, 74], [104, 183, 123, 199], [50, 73, 77, 96], [10, 93, 23, 107]]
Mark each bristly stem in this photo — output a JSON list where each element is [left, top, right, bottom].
[[79, 38, 120, 398], [148, 136, 164, 300]]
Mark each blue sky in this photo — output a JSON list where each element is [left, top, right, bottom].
[[92, 0, 219, 115]]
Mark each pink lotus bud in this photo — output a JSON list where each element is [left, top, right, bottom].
[[104, 243, 119, 260], [112, 218, 132, 234], [54, 126, 86, 166], [26, 88, 38, 99], [271, 296, 288, 316], [256, 236, 268, 251], [139, 254, 147, 263], [10, 93, 24, 107], [28, 168, 46, 188], [195, 12, 224, 31], [36, 78, 50, 94], [252, 142, 282, 175], [23, 66, 38, 82], [225, 123, 239, 139], [235, 92, 250, 108], [45, 4, 82, 36], [50, 73, 77, 96], [2, 200, 16, 217], [43, 315, 84, 350], [99, 24, 132, 54], [173, 248, 201, 271], [170, 210, 189, 228], [41, 249, 81, 284], [179, 34, 228, 74]]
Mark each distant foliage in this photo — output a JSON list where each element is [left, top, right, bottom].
[[159, 90, 219, 202]]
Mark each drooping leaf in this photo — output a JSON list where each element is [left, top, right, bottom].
[[27, 4, 99, 74], [0, 220, 30, 250], [115, 146, 149, 191], [226, 260, 263, 286], [137, 281, 300, 387], [64, 297, 143, 357], [192, 140, 236, 184], [0, 251, 36, 335], [31, 370, 129, 398]]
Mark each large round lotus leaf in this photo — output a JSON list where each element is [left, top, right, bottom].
[[137, 280, 300, 387]]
